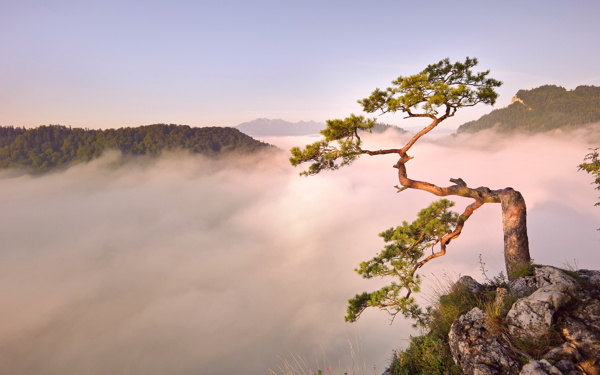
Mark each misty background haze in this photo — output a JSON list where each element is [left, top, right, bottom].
[[1, 126, 599, 375], [3, 0, 600, 373]]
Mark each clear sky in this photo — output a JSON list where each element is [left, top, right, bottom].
[[2, 0, 600, 130]]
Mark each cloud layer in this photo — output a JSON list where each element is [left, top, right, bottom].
[[1, 126, 599, 375]]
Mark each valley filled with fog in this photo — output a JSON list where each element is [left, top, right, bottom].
[[1, 126, 599, 375]]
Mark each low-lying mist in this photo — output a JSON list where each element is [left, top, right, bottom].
[[1, 125, 599, 375]]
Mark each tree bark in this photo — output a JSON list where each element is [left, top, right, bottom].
[[499, 188, 531, 280]]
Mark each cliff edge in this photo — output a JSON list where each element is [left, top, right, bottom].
[[385, 266, 600, 375], [449, 266, 599, 374]]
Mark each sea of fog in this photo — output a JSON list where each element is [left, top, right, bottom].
[[1, 126, 599, 375]]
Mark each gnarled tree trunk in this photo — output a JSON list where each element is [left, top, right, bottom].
[[499, 188, 531, 279]]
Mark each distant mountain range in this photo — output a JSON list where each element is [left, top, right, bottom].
[[457, 85, 600, 133], [235, 118, 407, 137], [237, 84, 600, 137], [235, 118, 325, 136]]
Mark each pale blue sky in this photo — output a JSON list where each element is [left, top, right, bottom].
[[2, 0, 599, 129]]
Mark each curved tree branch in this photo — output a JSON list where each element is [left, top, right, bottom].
[[395, 158, 502, 203], [414, 199, 484, 271]]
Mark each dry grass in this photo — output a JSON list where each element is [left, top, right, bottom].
[[268, 336, 379, 375]]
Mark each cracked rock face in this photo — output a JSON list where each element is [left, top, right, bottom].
[[449, 307, 520, 375], [519, 359, 562, 375], [453, 275, 485, 294], [506, 284, 572, 339], [534, 266, 579, 294], [543, 343, 583, 374], [445, 266, 600, 375], [560, 317, 600, 362], [509, 276, 537, 298]]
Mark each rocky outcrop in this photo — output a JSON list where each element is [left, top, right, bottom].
[[448, 266, 600, 375], [449, 307, 521, 374], [520, 360, 562, 375], [506, 284, 572, 339]]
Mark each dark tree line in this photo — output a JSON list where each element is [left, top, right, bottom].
[[0, 124, 271, 173], [457, 85, 600, 133]]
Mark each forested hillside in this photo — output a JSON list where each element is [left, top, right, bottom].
[[457, 85, 600, 133], [372, 122, 408, 134], [0, 124, 271, 173]]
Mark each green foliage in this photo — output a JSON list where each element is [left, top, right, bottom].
[[457, 85, 600, 133], [511, 325, 563, 360], [290, 57, 501, 176], [289, 115, 375, 176], [388, 272, 520, 375], [579, 147, 600, 207], [359, 57, 501, 116], [507, 259, 535, 279], [371, 122, 408, 134], [427, 284, 492, 338], [345, 199, 460, 322], [0, 124, 271, 173], [389, 335, 462, 375]]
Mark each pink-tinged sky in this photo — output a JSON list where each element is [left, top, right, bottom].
[[1, 0, 600, 130]]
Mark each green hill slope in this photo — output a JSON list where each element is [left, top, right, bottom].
[[0, 124, 272, 173], [457, 85, 600, 133]]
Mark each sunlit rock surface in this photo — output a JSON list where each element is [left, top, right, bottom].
[[445, 266, 600, 375]]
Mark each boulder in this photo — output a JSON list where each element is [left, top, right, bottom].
[[506, 284, 571, 339], [560, 317, 600, 362], [510, 275, 537, 298], [543, 343, 583, 374], [519, 360, 562, 375], [446, 267, 600, 375], [453, 275, 485, 294], [534, 266, 579, 294], [449, 307, 521, 375]]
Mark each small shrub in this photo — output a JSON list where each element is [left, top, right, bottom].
[[511, 326, 563, 359], [388, 268, 522, 375], [509, 259, 535, 279], [478, 255, 509, 288], [482, 287, 519, 328], [426, 281, 502, 338], [429, 288, 479, 337], [390, 334, 462, 375]]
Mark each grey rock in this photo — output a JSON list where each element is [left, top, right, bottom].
[[510, 276, 537, 297], [569, 296, 600, 331], [449, 307, 520, 375], [560, 317, 600, 360], [491, 287, 511, 317], [506, 285, 571, 339], [543, 343, 583, 373], [574, 268, 600, 280], [453, 275, 485, 294], [519, 360, 562, 375], [589, 274, 600, 290], [445, 267, 600, 375], [535, 266, 579, 294]]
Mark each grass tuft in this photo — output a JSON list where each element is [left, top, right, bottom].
[[269, 336, 378, 375], [510, 325, 563, 360], [388, 262, 526, 375], [388, 335, 462, 375]]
